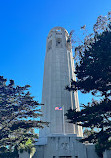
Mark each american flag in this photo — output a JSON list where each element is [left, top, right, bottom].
[[55, 107, 62, 110]]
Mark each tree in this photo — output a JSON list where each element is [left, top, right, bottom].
[[65, 12, 111, 157], [0, 76, 48, 158]]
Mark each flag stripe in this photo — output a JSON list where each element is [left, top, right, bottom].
[[55, 107, 62, 110]]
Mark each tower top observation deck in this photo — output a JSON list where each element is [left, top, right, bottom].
[[48, 26, 69, 38]]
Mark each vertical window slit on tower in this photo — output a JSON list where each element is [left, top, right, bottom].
[[56, 38, 62, 47], [48, 40, 52, 50]]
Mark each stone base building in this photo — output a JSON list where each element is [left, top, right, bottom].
[[34, 134, 98, 158]]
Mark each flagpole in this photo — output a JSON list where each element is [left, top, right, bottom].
[[63, 105, 65, 135]]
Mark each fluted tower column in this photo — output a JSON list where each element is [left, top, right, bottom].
[[40, 27, 83, 137]]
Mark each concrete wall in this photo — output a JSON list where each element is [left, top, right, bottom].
[[33, 145, 45, 158], [86, 144, 99, 158], [34, 135, 87, 158], [23, 135, 111, 158], [103, 150, 111, 158], [19, 151, 31, 158], [21, 147, 111, 158]]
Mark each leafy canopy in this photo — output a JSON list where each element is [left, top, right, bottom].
[[65, 12, 111, 157], [0, 76, 48, 157]]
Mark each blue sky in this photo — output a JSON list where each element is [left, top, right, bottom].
[[0, 0, 111, 106]]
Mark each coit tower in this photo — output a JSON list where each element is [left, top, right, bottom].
[[39, 27, 83, 139]]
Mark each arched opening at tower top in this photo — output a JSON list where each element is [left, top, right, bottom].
[[56, 29, 61, 32]]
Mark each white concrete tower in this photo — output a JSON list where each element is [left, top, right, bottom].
[[40, 27, 83, 138]]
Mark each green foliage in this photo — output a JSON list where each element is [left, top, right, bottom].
[[0, 76, 48, 157], [95, 143, 104, 158], [83, 129, 95, 138], [95, 140, 111, 158], [65, 12, 111, 157], [0, 145, 19, 158], [18, 138, 36, 158]]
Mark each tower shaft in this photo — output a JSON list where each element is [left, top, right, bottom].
[[40, 27, 83, 137]]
